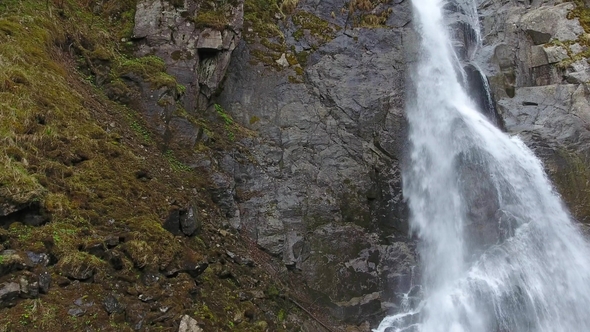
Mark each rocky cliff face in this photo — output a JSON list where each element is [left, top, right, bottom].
[[216, 0, 419, 324], [127, 0, 590, 327], [476, 0, 590, 224], [128, 0, 421, 326]]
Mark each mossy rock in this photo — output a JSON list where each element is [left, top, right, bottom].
[[56, 252, 106, 280]]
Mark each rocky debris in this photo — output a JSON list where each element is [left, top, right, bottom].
[[276, 53, 289, 67], [164, 203, 202, 236], [66, 296, 94, 317], [125, 302, 147, 330], [81, 241, 107, 259], [163, 248, 208, 278], [178, 315, 203, 332], [0, 282, 20, 308], [25, 251, 49, 267], [103, 294, 126, 314], [0, 201, 47, 227], [68, 307, 86, 317], [180, 204, 200, 236]]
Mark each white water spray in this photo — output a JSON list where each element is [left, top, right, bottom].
[[376, 0, 590, 331]]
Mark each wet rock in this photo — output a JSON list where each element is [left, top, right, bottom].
[[68, 307, 86, 317], [38, 270, 51, 293], [141, 271, 161, 286], [104, 235, 120, 248], [178, 315, 203, 332], [26, 252, 49, 267], [126, 302, 147, 330], [82, 241, 107, 259], [133, 0, 243, 113], [0, 282, 20, 307], [331, 292, 382, 324], [103, 294, 125, 314], [180, 203, 200, 236]]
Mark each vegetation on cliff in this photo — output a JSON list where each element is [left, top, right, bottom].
[[0, 1, 305, 331]]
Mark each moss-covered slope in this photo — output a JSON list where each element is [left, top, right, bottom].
[[0, 1, 304, 331]]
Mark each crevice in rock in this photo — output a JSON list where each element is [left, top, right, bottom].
[[0, 203, 49, 228]]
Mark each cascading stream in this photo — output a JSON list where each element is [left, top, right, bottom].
[[375, 0, 590, 331]]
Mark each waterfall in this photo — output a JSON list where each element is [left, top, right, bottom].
[[375, 0, 590, 331]]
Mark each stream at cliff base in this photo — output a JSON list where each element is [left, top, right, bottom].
[[375, 0, 590, 331]]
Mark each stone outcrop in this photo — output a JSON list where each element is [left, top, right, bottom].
[[125, 0, 244, 151], [477, 0, 590, 223], [213, 0, 418, 324]]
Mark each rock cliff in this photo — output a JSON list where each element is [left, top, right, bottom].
[[1, 0, 590, 330]]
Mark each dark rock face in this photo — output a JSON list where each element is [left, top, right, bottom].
[[213, 0, 418, 323], [133, 0, 243, 112], [128, 0, 419, 325], [128, 0, 590, 328]]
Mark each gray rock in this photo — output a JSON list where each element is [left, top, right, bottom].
[[68, 307, 86, 317], [0, 282, 20, 307], [543, 45, 569, 64], [133, 0, 244, 112], [178, 315, 203, 332], [332, 292, 382, 324], [38, 271, 51, 294], [197, 29, 223, 50], [26, 252, 49, 266], [520, 3, 583, 44], [216, 15, 415, 320], [565, 60, 590, 84], [180, 203, 201, 236], [103, 294, 125, 314]]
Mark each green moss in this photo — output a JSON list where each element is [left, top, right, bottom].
[[292, 11, 339, 42], [193, 11, 229, 30], [249, 115, 260, 124], [164, 149, 192, 172], [112, 55, 177, 90], [570, 0, 590, 33], [550, 149, 590, 222]]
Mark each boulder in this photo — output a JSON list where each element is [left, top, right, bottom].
[[178, 315, 203, 332], [520, 3, 583, 45], [0, 282, 20, 308]]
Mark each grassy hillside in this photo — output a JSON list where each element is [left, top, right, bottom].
[[0, 1, 300, 330]]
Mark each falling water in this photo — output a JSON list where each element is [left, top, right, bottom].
[[375, 0, 590, 331]]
